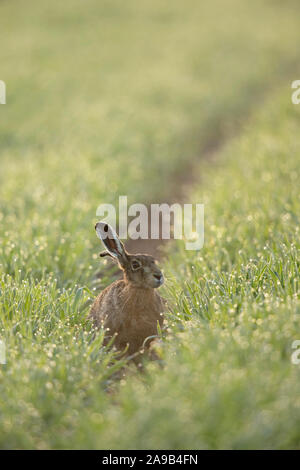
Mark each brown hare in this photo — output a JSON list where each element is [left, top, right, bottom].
[[89, 222, 165, 362]]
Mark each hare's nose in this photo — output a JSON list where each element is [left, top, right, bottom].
[[154, 274, 163, 281]]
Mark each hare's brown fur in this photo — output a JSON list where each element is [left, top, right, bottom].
[[90, 279, 165, 356], [89, 223, 165, 359]]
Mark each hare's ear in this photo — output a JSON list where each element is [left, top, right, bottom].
[[95, 222, 127, 264]]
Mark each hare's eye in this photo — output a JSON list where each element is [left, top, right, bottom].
[[131, 260, 141, 271]]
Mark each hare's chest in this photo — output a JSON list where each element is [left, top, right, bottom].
[[116, 310, 160, 353], [102, 288, 164, 352], [121, 301, 160, 329], [117, 296, 162, 337]]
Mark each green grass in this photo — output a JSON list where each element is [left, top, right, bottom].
[[0, 0, 300, 449]]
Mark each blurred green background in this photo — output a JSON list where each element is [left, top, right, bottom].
[[0, 0, 299, 449]]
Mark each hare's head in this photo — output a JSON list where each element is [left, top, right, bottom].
[[95, 222, 164, 289]]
